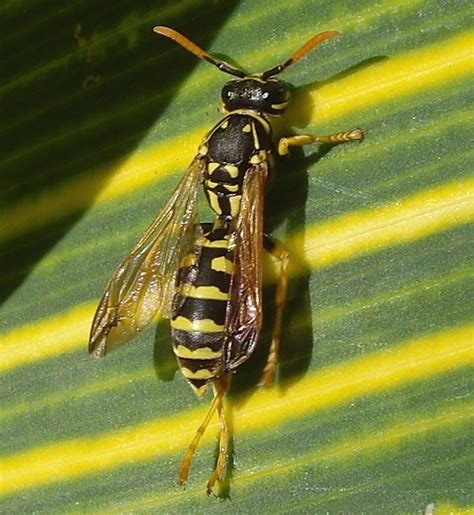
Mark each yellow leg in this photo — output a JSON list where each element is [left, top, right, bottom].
[[206, 389, 229, 495], [259, 236, 289, 386], [278, 128, 364, 156], [177, 392, 220, 486], [177, 374, 230, 490]]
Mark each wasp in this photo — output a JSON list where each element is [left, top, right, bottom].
[[89, 26, 364, 494]]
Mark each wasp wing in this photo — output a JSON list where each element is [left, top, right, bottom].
[[89, 157, 205, 358], [224, 161, 268, 370]]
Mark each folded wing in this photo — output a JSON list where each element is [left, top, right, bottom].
[[224, 161, 268, 370], [89, 157, 205, 357]]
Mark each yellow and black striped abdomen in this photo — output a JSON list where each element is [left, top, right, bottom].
[[171, 228, 234, 396]]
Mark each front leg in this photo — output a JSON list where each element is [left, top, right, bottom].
[[278, 128, 364, 156]]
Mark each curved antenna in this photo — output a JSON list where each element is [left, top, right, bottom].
[[153, 26, 246, 78], [261, 30, 341, 79]]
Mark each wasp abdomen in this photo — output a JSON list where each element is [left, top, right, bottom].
[[171, 228, 234, 396]]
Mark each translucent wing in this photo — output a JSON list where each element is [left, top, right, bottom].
[[89, 157, 205, 358], [224, 161, 268, 370]]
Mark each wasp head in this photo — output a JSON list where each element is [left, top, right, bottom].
[[221, 78, 291, 115], [154, 27, 340, 116]]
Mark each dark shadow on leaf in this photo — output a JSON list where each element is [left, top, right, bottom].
[[0, 0, 241, 306], [316, 55, 389, 88], [227, 57, 379, 403], [299, 55, 389, 100], [153, 318, 178, 382]]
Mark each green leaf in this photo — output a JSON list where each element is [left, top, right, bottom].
[[1, 0, 472, 512]]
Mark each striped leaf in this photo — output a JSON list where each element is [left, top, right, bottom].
[[1, 0, 472, 512]]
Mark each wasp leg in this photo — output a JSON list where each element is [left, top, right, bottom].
[[259, 236, 289, 386], [177, 380, 223, 486], [206, 375, 231, 495], [278, 128, 364, 156]]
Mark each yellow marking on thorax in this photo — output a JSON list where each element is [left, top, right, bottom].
[[204, 179, 219, 189], [271, 101, 288, 110], [222, 183, 239, 193], [251, 122, 260, 149], [198, 144, 208, 156], [180, 285, 228, 301], [219, 119, 229, 129], [208, 162, 220, 174], [174, 345, 223, 360], [210, 256, 234, 274], [180, 367, 215, 380], [171, 316, 224, 333], [229, 195, 242, 218], [250, 150, 267, 164], [206, 190, 222, 214], [242, 124, 252, 132], [228, 108, 271, 133], [224, 164, 239, 178]]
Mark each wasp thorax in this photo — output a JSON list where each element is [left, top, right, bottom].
[[221, 78, 291, 115]]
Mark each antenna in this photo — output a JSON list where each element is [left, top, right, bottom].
[[153, 26, 246, 78], [261, 31, 340, 79]]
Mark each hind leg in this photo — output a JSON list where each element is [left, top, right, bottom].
[[206, 374, 231, 494], [177, 375, 228, 486], [259, 235, 289, 386], [177, 374, 231, 491]]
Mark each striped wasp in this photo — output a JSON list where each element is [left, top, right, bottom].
[[89, 26, 364, 494]]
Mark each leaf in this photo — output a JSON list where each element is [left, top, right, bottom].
[[1, 0, 472, 512]]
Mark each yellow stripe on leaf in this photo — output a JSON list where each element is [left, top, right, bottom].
[[101, 402, 473, 511], [0, 178, 472, 371], [436, 504, 474, 515], [296, 178, 474, 268], [0, 32, 472, 242], [0, 127, 203, 243], [313, 31, 474, 122], [0, 303, 95, 373], [0, 324, 472, 496]]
